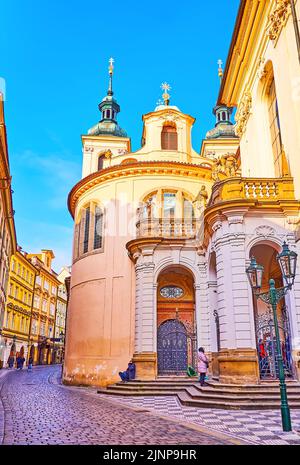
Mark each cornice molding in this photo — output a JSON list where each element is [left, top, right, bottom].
[[68, 161, 213, 218]]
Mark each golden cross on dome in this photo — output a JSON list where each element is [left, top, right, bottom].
[[161, 82, 171, 105], [109, 57, 114, 75], [218, 59, 223, 82]]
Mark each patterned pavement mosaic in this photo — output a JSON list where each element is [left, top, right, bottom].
[[96, 392, 300, 445]]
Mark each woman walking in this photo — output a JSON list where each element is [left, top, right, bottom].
[[198, 347, 209, 387]]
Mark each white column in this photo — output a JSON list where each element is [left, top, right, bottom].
[[134, 260, 156, 353], [196, 255, 211, 351]]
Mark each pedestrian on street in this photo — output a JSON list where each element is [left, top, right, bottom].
[[27, 356, 33, 371], [198, 347, 209, 387], [7, 355, 14, 369], [19, 356, 25, 370]]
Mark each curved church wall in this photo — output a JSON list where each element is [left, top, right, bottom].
[[63, 171, 212, 387]]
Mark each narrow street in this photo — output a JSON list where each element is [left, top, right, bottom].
[[0, 366, 235, 445]]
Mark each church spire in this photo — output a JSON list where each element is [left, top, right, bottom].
[[205, 59, 237, 140], [87, 58, 127, 137], [107, 57, 114, 96]]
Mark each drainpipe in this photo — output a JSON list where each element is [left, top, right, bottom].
[[290, 0, 300, 65]]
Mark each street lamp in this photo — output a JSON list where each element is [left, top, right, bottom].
[[246, 242, 298, 432]]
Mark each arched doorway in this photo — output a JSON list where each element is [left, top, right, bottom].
[[157, 266, 196, 375], [250, 243, 294, 380]]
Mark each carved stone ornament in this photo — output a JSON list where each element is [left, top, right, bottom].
[[85, 146, 94, 153], [212, 152, 240, 181], [267, 0, 290, 42], [212, 221, 222, 233], [159, 112, 180, 122], [257, 57, 267, 80], [98, 149, 113, 159], [235, 91, 252, 137], [255, 225, 276, 237]]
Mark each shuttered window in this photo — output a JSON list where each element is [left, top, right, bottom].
[[161, 125, 178, 150]]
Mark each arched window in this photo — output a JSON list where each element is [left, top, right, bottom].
[[74, 202, 104, 261], [267, 78, 283, 177], [83, 206, 90, 254], [161, 124, 178, 150], [94, 206, 103, 250]]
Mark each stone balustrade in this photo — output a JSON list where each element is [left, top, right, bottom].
[[208, 177, 295, 207], [136, 218, 200, 239]]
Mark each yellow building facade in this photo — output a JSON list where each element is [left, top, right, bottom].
[[2, 249, 37, 366], [0, 93, 17, 368], [27, 250, 60, 365]]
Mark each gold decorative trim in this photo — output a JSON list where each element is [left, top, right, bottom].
[[235, 91, 252, 137], [267, 0, 290, 43]]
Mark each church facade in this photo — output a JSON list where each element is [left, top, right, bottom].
[[64, 0, 300, 387]]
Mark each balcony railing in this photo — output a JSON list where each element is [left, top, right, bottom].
[[136, 218, 201, 239], [208, 177, 295, 207]]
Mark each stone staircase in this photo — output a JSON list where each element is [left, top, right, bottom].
[[97, 377, 300, 410]]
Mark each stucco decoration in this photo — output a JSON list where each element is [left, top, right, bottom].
[[98, 149, 113, 159], [158, 112, 180, 122], [257, 57, 267, 80], [267, 0, 290, 42], [235, 91, 252, 137], [255, 225, 277, 238], [194, 185, 209, 209], [212, 152, 239, 181]]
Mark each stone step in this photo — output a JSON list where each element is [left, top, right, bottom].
[[102, 384, 300, 401], [111, 381, 300, 395], [99, 378, 300, 410], [177, 392, 300, 410]]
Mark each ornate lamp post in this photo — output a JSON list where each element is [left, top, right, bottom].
[[246, 242, 298, 432]]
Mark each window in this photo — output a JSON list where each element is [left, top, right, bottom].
[[34, 295, 40, 308], [36, 275, 41, 286], [184, 198, 194, 219], [42, 299, 47, 312], [98, 155, 105, 171], [9, 283, 14, 296], [32, 319, 37, 335], [50, 303, 55, 316], [11, 260, 15, 272], [161, 124, 178, 150], [75, 203, 104, 260], [44, 280, 49, 291], [94, 207, 103, 250], [15, 286, 19, 299], [83, 207, 91, 254], [268, 79, 283, 177], [40, 322, 46, 336], [163, 193, 176, 219], [160, 286, 184, 299]]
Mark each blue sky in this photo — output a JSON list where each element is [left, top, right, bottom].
[[1, 0, 239, 271]]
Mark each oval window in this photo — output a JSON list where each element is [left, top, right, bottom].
[[160, 286, 184, 299]]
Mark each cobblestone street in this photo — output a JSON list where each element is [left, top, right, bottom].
[[0, 366, 238, 445]]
